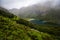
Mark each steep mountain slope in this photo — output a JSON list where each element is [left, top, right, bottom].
[[9, 2, 60, 24], [9, 1, 60, 18], [9, 3, 50, 18], [41, 8, 60, 24], [0, 7, 56, 40]]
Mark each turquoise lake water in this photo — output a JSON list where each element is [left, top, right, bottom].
[[30, 19, 46, 24]]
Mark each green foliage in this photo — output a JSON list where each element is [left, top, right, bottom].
[[0, 9, 14, 18], [16, 18, 35, 28], [0, 16, 30, 40], [16, 18, 60, 38], [0, 7, 59, 40], [0, 16, 55, 40]]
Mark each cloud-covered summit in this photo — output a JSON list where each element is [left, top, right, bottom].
[[0, 0, 60, 9]]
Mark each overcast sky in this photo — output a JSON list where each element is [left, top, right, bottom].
[[0, 0, 60, 9]]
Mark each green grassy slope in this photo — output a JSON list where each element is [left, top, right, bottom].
[[0, 7, 58, 40], [0, 16, 55, 40]]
